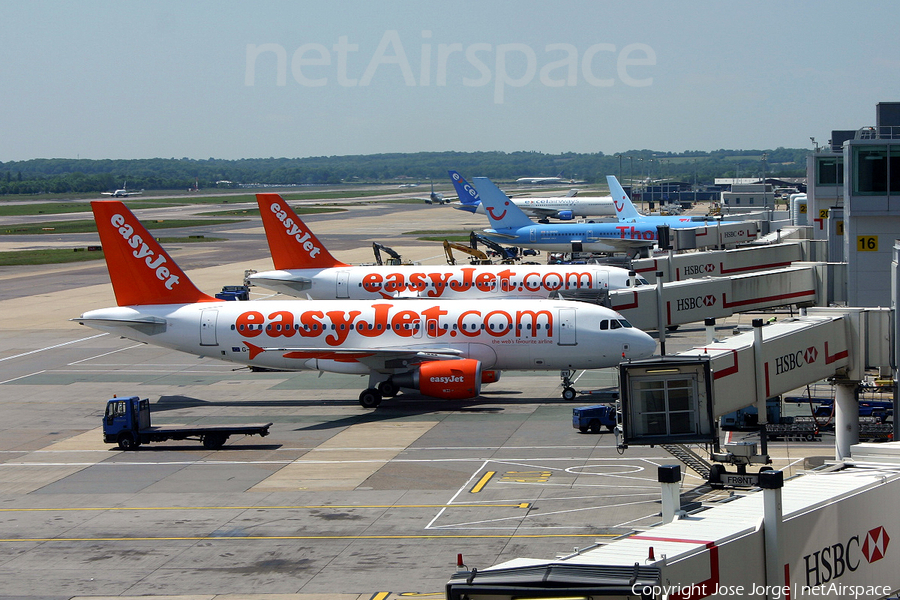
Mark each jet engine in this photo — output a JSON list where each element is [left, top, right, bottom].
[[481, 370, 501, 384], [557, 210, 574, 220], [392, 359, 483, 400]]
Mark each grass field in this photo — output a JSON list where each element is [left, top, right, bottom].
[[0, 236, 225, 266], [0, 189, 406, 216], [0, 218, 245, 235]]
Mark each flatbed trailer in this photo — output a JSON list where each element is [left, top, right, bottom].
[[103, 396, 272, 450]]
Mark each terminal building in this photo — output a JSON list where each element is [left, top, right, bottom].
[[808, 101, 900, 306]]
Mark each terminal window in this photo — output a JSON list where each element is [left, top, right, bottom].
[[853, 146, 889, 195], [816, 157, 843, 186]]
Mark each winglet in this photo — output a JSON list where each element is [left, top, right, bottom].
[[471, 177, 534, 229], [91, 200, 216, 306], [448, 170, 481, 213], [256, 194, 348, 270], [606, 175, 642, 221]]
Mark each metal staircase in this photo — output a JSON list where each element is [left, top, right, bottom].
[[660, 444, 712, 480]]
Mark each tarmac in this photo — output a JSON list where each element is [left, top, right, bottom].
[[0, 194, 837, 600]]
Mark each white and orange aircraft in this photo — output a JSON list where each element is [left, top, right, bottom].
[[248, 193, 649, 301], [76, 201, 656, 407]]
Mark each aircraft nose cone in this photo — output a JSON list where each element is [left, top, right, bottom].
[[627, 330, 657, 359]]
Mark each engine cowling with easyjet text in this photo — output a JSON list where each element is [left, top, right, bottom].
[[392, 359, 483, 400]]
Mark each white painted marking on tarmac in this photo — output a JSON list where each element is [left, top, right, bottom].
[[0, 333, 108, 362], [431, 497, 659, 530], [66, 343, 145, 365], [426, 460, 490, 530], [426, 457, 662, 531], [0, 370, 46, 384]]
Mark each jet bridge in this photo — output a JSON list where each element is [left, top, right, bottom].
[[618, 307, 893, 461], [632, 240, 827, 283], [607, 264, 831, 331]]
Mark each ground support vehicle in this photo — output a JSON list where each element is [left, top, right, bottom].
[[572, 404, 617, 433], [102, 396, 272, 450]]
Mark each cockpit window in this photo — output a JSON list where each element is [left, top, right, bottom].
[[600, 318, 634, 330]]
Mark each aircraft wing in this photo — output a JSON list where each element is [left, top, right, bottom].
[[520, 206, 560, 218], [242, 342, 466, 369]]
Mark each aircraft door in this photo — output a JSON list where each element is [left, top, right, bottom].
[[557, 308, 576, 346], [336, 270, 350, 298], [200, 309, 218, 346], [595, 270, 609, 291], [530, 229, 536, 242]]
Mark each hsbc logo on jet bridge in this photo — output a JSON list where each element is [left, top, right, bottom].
[[269, 202, 321, 258], [681, 263, 716, 277], [775, 346, 818, 375], [803, 526, 890, 588], [676, 295, 716, 311]]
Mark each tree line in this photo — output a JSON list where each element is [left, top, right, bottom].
[[0, 148, 809, 195]]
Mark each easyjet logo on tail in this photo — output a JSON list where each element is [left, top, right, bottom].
[[110, 213, 181, 290], [269, 202, 321, 258]]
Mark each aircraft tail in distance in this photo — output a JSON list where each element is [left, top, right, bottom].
[[448, 170, 482, 213], [90, 200, 216, 306], [471, 177, 534, 230], [256, 193, 349, 270], [606, 175, 642, 221]]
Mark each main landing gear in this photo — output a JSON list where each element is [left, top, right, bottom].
[[358, 389, 382, 408], [358, 379, 401, 408]]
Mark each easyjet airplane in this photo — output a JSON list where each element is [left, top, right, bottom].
[[248, 193, 649, 301], [76, 201, 657, 407]]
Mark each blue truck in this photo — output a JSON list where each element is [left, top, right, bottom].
[[103, 396, 272, 450], [572, 404, 617, 433]]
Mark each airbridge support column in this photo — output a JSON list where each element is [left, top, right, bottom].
[[753, 319, 768, 457], [835, 382, 860, 461]]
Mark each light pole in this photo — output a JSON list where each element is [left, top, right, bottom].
[[637, 157, 645, 211], [761, 152, 769, 210], [628, 156, 634, 195]]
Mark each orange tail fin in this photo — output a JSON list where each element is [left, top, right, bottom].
[[256, 193, 348, 270], [91, 200, 216, 306]]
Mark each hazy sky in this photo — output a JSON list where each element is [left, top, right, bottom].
[[2, 1, 899, 161]]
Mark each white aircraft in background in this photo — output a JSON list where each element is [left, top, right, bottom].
[[101, 180, 142, 197], [76, 200, 656, 407], [515, 172, 568, 184], [248, 193, 648, 301], [450, 170, 614, 221]]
